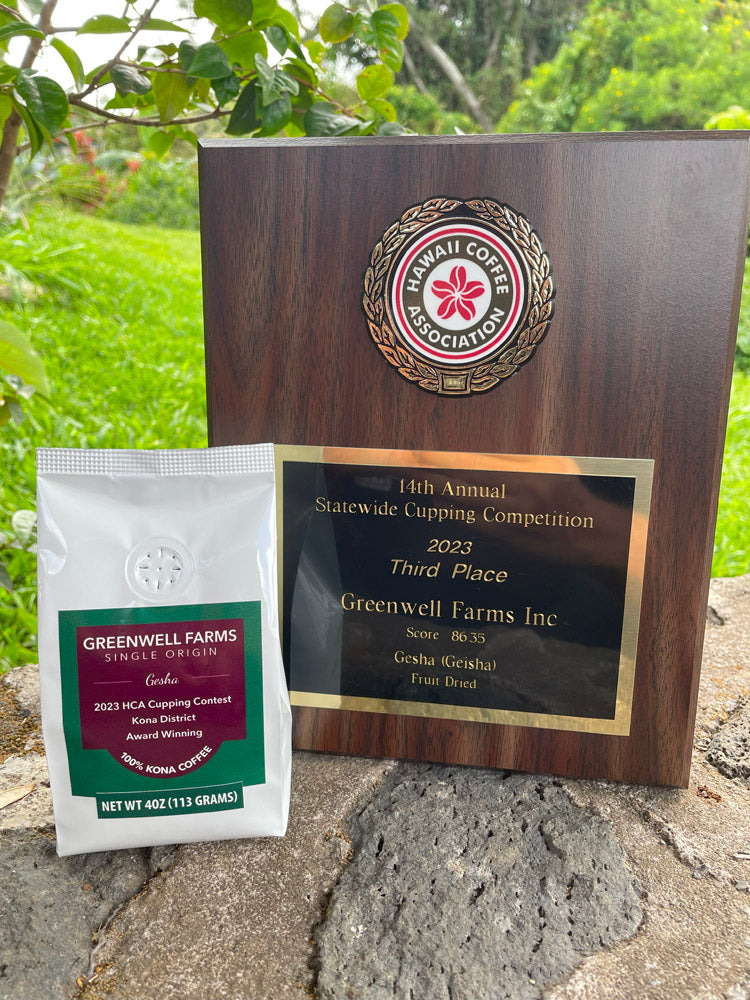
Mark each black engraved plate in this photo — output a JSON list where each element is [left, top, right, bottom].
[[278, 446, 652, 736]]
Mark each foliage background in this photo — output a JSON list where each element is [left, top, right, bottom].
[[0, 0, 749, 673]]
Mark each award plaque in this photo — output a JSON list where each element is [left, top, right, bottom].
[[199, 132, 750, 786]]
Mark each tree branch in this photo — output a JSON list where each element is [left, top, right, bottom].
[[0, 4, 23, 21], [79, 0, 162, 98], [402, 43, 428, 95], [16, 109, 230, 153], [408, 19, 493, 131], [112, 60, 178, 73], [480, 24, 502, 76], [19, 0, 57, 69], [0, 0, 59, 207], [68, 95, 228, 128]]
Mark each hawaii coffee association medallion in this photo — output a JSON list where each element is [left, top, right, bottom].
[[363, 198, 556, 396]]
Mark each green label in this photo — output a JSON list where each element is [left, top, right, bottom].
[[96, 782, 244, 819], [59, 601, 265, 803]]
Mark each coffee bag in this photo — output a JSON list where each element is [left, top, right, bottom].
[[36, 444, 290, 856]]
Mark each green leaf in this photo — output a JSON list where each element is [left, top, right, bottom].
[[380, 38, 403, 73], [185, 41, 232, 79], [178, 39, 198, 71], [194, 0, 253, 34], [255, 53, 298, 106], [0, 23, 44, 43], [170, 124, 199, 148], [142, 18, 189, 33], [356, 64, 393, 101], [258, 91, 292, 133], [156, 43, 178, 57], [255, 52, 275, 96], [304, 101, 359, 136], [271, 7, 300, 39], [111, 63, 152, 96], [285, 57, 317, 87], [368, 96, 396, 121], [305, 40, 325, 64], [11, 510, 35, 547], [266, 24, 287, 55], [78, 15, 131, 34], [320, 3, 354, 43], [251, 0, 277, 23], [152, 70, 190, 122], [51, 37, 85, 89], [7, 399, 25, 425], [226, 81, 261, 135], [705, 106, 750, 130], [106, 91, 146, 111], [291, 85, 313, 112], [0, 320, 49, 396], [193, 76, 211, 101], [378, 120, 409, 135], [0, 559, 13, 594], [15, 71, 68, 135], [218, 30, 267, 68], [148, 130, 175, 158], [379, 3, 408, 40], [212, 71, 240, 105], [371, 8, 400, 40], [371, 8, 403, 70], [11, 97, 43, 156], [0, 94, 11, 131], [353, 11, 375, 46]]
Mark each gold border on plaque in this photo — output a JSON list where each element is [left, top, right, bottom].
[[276, 444, 653, 738]]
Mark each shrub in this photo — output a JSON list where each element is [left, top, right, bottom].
[[102, 157, 199, 231], [389, 85, 481, 135]]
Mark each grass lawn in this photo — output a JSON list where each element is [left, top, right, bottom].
[[0, 207, 748, 672], [0, 208, 205, 671], [715, 369, 750, 577]]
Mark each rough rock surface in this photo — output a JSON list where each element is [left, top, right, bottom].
[[0, 575, 749, 1000], [0, 830, 176, 1000], [77, 753, 396, 1000], [546, 574, 750, 1000], [0, 666, 42, 766], [315, 766, 642, 1000], [706, 698, 750, 779], [0, 751, 52, 832], [4, 661, 41, 717]]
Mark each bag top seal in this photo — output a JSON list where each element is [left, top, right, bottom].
[[36, 444, 274, 477]]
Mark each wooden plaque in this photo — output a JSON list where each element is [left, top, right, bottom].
[[199, 133, 750, 786]]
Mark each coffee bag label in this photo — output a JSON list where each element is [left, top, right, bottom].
[[58, 601, 265, 816]]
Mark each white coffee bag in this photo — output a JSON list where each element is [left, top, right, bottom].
[[36, 444, 290, 856]]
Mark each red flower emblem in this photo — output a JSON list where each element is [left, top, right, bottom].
[[430, 265, 485, 321]]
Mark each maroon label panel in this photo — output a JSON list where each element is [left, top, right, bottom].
[[76, 619, 246, 778]]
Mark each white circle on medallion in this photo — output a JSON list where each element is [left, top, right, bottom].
[[422, 258, 492, 331]]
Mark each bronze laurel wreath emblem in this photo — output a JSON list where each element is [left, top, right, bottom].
[[362, 197, 555, 395]]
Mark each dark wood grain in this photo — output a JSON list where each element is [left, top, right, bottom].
[[199, 132, 750, 787]]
